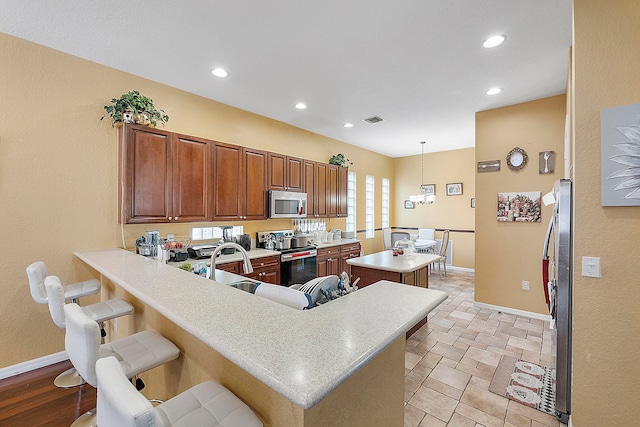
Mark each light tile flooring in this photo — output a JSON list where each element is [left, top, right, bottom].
[[404, 270, 561, 427]]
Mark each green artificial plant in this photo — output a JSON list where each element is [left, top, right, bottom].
[[328, 153, 353, 167], [102, 90, 169, 127]]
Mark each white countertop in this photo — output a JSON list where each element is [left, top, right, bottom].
[[75, 248, 447, 409], [347, 250, 441, 273]]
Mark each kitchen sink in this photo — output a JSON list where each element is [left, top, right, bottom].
[[226, 280, 259, 293]]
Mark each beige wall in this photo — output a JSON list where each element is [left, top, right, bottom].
[[572, 1, 640, 424], [394, 148, 476, 269], [475, 95, 567, 314], [0, 33, 394, 367]]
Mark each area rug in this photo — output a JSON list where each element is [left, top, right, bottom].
[[489, 355, 557, 417]]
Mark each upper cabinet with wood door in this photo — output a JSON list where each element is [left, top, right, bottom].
[[212, 142, 268, 221], [268, 153, 304, 192], [119, 124, 212, 224], [325, 164, 348, 218]]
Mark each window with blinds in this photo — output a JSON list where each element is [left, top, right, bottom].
[[346, 171, 356, 232], [366, 175, 374, 238], [381, 178, 389, 229]]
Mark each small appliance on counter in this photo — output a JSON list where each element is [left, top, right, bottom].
[[220, 226, 236, 255], [238, 233, 251, 251], [187, 244, 218, 259]]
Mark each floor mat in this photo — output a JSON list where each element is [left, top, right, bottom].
[[489, 355, 557, 417]]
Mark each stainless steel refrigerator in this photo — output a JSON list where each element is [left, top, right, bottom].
[[542, 179, 572, 424]]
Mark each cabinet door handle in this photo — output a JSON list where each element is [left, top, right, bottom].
[[168, 216, 173, 220], [174, 216, 179, 221]]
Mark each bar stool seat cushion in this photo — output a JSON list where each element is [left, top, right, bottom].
[[45, 276, 133, 329], [96, 356, 262, 427], [99, 330, 181, 380], [155, 381, 262, 427]]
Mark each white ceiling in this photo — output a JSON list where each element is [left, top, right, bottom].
[[0, 0, 572, 158]]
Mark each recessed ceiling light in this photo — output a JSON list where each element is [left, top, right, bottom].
[[295, 103, 307, 110], [343, 123, 354, 128], [483, 35, 505, 48], [211, 68, 228, 78], [486, 87, 503, 95]]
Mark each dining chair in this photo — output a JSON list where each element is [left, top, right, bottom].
[[435, 230, 450, 277], [382, 228, 392, 250]]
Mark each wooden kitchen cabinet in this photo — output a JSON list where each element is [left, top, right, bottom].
[[316, 246, 341, 277], [268, 153, 304, 192], [303, 160, 318, 217], [340, 242, 361, 279], [244, 255, 280, 284], [315, 162, 328, 217], [326, 165, 348, 218], [213, 143, 268, 221], [216, 261, 240, 274], [119, 124, 212, 224]]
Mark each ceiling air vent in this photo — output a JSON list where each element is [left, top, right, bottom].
[[363, 116, 384, 124]]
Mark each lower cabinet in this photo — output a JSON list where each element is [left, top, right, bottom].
[[244, 255, 281, 284], [340, 243, 361, 280], [349, 265, 429, 289], [216, 261, 240, 274], [316, 246, 342, 277]]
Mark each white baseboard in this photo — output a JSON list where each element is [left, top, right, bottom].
[[449, 266, 475, 273], [0, 351, 68, 381], [473, 301, 550, 322]]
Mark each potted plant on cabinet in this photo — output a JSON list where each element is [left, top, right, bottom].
[[328, 153, 353, 167], [102, 90, 169, 127]]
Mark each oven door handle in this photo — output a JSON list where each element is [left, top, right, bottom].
[[281, 251, 317, 262]]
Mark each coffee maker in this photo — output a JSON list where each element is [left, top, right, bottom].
[[220, 226, 235, 255]]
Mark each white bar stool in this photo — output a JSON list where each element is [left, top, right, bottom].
[[96, 356, 263, 427], [64, 303, 181, 427], [26, 261, 100, 304], [45, 276, 135, 388], [26, 261, 102, 388]]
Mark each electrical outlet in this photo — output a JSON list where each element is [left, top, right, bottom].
[[522, 280, 530, 291]]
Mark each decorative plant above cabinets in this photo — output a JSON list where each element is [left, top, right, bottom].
[[328, 153, 352, 167], [102, 90, 169, 127]]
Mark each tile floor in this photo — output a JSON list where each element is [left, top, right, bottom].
[[404, 270, 562, 427]]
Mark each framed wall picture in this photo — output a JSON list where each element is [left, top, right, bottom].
[[404, 200, 415, 209], [497, 191, 541, 222], [421, 184, 436, 196], [446, 183, 463, 196]]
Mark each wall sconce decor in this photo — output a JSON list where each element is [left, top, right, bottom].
[[539, 151, 555, 174], [477, 160, 501, 172]]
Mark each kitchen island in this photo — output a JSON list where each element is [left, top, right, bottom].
[[347, 250, 441, 338], [75, 248, 447, 427], [347, 250, 441, 288]]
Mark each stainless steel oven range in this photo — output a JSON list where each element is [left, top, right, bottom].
[[257, 230, 317, 287]]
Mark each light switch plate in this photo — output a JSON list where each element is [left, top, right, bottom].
[[582, 256, 601, 278]]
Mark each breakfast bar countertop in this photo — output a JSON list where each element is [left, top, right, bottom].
[[75, 248, 447, 409]]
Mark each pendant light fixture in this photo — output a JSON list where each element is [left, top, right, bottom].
[[409, 141, 435, 205]]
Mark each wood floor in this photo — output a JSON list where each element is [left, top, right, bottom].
[[0, 360, 96, 427]]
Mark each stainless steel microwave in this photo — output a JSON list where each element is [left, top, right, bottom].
[[269, 190, 307, 219]]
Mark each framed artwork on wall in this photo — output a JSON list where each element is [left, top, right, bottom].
[[497, 191, 541, 222], [404, 200, 414, 209], [446, 183, 463, 196], [600, 102, 640, 206], [421, 184, 436, 196]]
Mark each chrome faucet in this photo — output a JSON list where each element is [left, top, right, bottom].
[[209, 242, 254, 278]]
